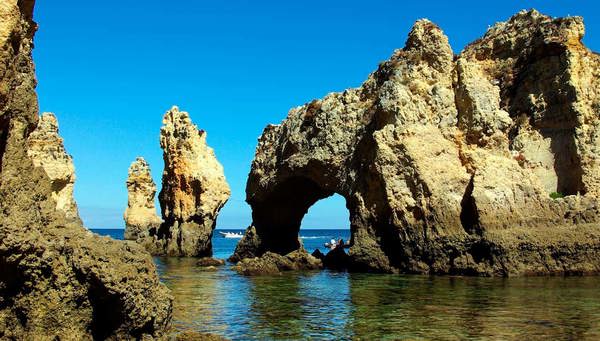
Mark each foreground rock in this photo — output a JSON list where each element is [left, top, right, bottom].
[[124, 157, 162, 241], [153, 106, 231, 257], [234, 249, 322, 275], [26, 112, 80, 222], [0, 1, 172, 338], [233, 10, 600, 276]]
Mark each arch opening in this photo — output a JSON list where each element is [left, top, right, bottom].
[[250, 176, 351, 256]]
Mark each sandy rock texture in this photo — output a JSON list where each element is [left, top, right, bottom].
[[124, 157, 162, 241], [26, 112, 80, 222], [233, 10, 600, 276], [151, 106, 230, 257], [0, 1, 172, 338]]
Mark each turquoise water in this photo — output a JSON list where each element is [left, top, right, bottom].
[[92, 229, 600, 340]]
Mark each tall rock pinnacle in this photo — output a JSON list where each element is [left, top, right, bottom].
[[156, 106, 230, 257], [123, 157, 162, 241], [26, 112, 80, 222]]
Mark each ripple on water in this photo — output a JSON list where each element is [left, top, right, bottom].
[[154, 257, 600, 340]]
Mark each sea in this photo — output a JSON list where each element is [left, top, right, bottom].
[[92, 228, 600, 340]]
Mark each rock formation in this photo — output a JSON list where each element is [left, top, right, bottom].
[[124, 156, 162, 241], [26, 112, 80, 222], [0, 1, 172, 338], [232, 10, 600, 276], [234, 249, 322, 276], [151, 106, 230, 257]]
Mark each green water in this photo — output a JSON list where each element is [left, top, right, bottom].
[[155, 257, 600, 340]]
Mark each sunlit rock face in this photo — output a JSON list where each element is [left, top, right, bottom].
[[124, 156, 162, 241], [0, 1, 172, 338], [26, 112, 80, 222], [233, 10, 600, 276], [155, 106, 231, 257]]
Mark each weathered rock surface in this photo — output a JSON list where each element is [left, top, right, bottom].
[[26, 112, 80, 222], [152, 106, 231, 257], [233, 10, 600, 276], [234, 249, 322, 276], [124, 157, 162, 241], [0, 1, 172, 338]]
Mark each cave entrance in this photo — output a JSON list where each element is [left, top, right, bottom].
[[250, 176, 351, 256]]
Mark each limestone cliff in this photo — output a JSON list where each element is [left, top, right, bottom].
[[124, 157, 162, 241], [233, 10, 600, 276], [0, 1, 172, 338], [26, 112, 80, 222], [151, 106, 230, 257]]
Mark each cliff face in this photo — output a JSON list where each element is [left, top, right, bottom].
[[153, 106, 230, 257], [26, 112, 80, 222], [124, 157, 162, 241], [0, 1, 172, 338], [233, 10, 600, 276]]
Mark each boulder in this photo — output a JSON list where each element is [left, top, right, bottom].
[[233, 10, 600, 276], [323, 247, 351, 271], [0, 1, 172, 338], [234, 249, 322, 276], [196, 257, 226, 267], [155, 106, 231, 257]]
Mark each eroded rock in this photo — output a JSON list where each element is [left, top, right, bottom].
[[234, 249, 322, 276], [0, 1, 172, 338], [154, 106, 231, 257], [124, 157, 162, 241], [26, 112, 80, 222], [233, 10, 600, 276]]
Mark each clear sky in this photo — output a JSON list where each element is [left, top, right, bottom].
[[33, 1, 599, 229]]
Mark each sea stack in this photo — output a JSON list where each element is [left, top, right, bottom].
[[156, 106, 230, 257], [124, 157, 162, 241], [26, 112, 80, 222], [0, 1, 172, 338], [232, 10, 600, 276]]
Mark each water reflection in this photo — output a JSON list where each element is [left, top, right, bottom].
[[155, 258, 600, 340]]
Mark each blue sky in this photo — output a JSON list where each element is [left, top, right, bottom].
[[33, 1, 599, 229]]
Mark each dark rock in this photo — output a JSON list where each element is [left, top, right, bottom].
[[311, 248, 325, 260], [323, 246, 351, 270]]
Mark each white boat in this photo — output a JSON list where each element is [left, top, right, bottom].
[[219, 231, 243, 239]]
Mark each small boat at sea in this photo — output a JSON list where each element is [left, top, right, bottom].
[[219, 231, 243, 238]]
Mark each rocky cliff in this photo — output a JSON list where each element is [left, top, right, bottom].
[[232, 10, 600, 276], [152, 106, 230, 257], [124, 157, 162, 241], [0, 1, 172, 338], [26, 112, 80, 222]]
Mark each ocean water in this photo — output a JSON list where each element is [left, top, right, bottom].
[[92, 229, 600, 340]]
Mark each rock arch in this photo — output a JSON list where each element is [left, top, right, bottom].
[[233, 11, 600, 276]]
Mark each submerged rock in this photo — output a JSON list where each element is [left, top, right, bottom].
[[153, 106, 231, 257], [234, 249, 322, 276], [0, 1, 172, 338], [123, 157, 162, 241], [26, 112, 80, 222], [233, 10, 600, 276]]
